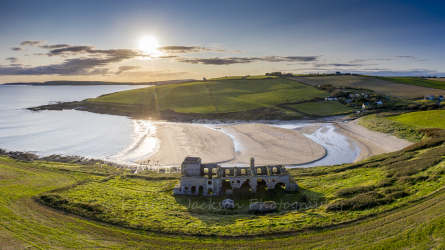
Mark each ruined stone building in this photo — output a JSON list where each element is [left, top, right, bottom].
[[173, 157, 298, 196]]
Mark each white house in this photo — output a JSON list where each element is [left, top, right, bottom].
[[424, 95, 435, 100], [325, 97, 338, 101]]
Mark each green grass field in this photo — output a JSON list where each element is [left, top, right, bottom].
[[387, 110, 445, 129], [358, 110, 445, 143], [287, 101, 355, 116], [210, 76, 245, 80], [358, 115, 423, 142], [377, 77, 445, 90], [289, 75, 445, 99], [415, 99, 438, 104], [89, 78, 327, 114], [244, 75, 279, 79], [2, 128, 445, 248]]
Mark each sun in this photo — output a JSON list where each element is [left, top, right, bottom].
[[139, 36, 159, 54]]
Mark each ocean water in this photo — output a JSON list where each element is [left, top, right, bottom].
[[0, 85, 157, 163]]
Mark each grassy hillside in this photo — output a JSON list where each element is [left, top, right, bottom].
[[376, 77, 445, 90], [287, 101, 355, 116], [289, 75, 445, 99], [33, 135, 444, 237], [1, 126, 445, 248], [358, 110, 445, 142], [387, 110, 445, 129], [89, 78, 327, 114], [210, 76, 245, 80], [244, 75, 279, 79]]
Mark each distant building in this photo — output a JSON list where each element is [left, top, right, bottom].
[[203, 77, 207, 81], [325, 97, 338, 101], [335, 71, 341, 75], [374, 101, 383, 105]]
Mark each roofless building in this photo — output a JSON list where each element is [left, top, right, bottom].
[[173, 157, 298, 196]]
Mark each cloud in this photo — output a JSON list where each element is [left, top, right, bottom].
[[395, 56, 418, 59], [0, 45, 151, 76], [175, 55, 319, 65], [9, 64, 22, 67], [157, 45, 242, 54], [347, 59, 368, 63], [20, 40, 47, 46], [157, 46, 211, 54], [11, 47, 27, 51], [39, 44, 71, 49], [347, 59, 393, 63], [118, 69, 189, 78], [47, 45, 96, 56], [312, 63, 365, 67], [354, 69, 441, 76], [0, 63, 110, 76], [6, 57, 19, 63], [116, 65, 141, 74]]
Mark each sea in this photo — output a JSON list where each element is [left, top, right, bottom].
[[0, 85, 157, 164]]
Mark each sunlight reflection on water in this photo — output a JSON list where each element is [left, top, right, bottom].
[[107, 120, 159, 164]]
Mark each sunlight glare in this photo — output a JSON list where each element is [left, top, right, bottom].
[[139, 36, 159, 55]]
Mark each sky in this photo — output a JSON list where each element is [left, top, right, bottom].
[[1, 0, 445, 84]]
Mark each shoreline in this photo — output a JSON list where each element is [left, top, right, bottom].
[[132, 118, 412, 169], [1, 117, 413, 171], [335, 118, 413, 162], [135, 122, 327, 167]]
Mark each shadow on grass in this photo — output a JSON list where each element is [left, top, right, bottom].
[[173, 186, 325, 226]]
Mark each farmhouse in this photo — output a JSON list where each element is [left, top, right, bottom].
[[173, 157, 298, 196], [362, 102, 370, 109]]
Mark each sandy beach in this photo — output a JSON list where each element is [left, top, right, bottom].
[[221, 123, 326, 165], [135, 123, 234, 166], [335, 118, 413, 162], [137, 122, 326, 166], [136, 118, 413, 167]]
